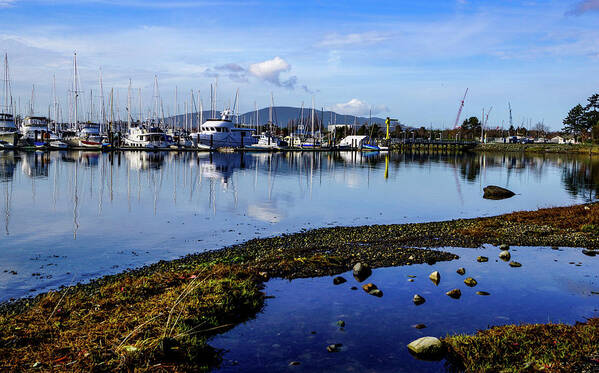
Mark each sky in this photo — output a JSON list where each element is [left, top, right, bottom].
[[0, 0, 598, 130]]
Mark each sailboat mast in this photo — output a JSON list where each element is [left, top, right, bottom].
[[127, 79, 132, 130], [52, 74, 58, 132], [73, 53, 79, 131], [138, 88, 142, 126], [99, 68, 106, 133]]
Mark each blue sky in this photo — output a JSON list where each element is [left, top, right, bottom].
[[1, 0, 598, 129]]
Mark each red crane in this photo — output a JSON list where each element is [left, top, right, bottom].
[[453, 88, 469, 129]]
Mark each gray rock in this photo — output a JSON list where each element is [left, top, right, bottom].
[[407, 337, 444, 360], [464, 277, 477, 287], [413, 294, 426, 305], [499, 250, 511, 261], [353, 262, 372, 281], [483, 185, 515, 200], [446, 289, 461, 299], [456, 267, 466, 275], [333, 276, 347, 285], [429, 271, 440, 285]]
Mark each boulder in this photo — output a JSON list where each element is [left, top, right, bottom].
[[353, 262, 372, 281], [582, 249, 596, 257], [446, 289, 461, 299], [509, 261, 522, 268], [407, 337, 444, 360], [413, 294, 426, 305], [464, 277, 477, 287], [483, 185, 515, 200], [456, 267, 466, 275], [362, 283, 377, 293], [429, 271, 441, 285], [333, 276, 347, 285], [499, 250, 511, 261]]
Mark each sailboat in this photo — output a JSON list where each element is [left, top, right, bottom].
[[248, 93, 287, 150], [0, 54, 19, 148]]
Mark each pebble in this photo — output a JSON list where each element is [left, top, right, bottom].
[[476, 291, 490, 296], [477, 256, 489, 262], [456, 267, 466, 275], [413, 294, 426, 305], [446, 289, 461, 299], [509, 261, 522, 268], [499, 250, 511, 261], [464, 277, 477, 287], [362, 283, 377, 293], [333, 276, 347, 285], [413, 323, 427, 329]]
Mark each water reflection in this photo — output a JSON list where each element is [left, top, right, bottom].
[[1, 150, 598, 301]]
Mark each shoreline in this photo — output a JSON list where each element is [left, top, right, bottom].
[[474, 142, 599, 154], [2, 203, 599, 371]]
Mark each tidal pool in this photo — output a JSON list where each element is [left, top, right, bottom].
[[211, 246, 599, 372]]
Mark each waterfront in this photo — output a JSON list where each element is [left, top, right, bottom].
[[1, 150, 598, 302]]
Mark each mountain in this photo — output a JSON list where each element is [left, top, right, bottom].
[[168, 106, 390, 128]]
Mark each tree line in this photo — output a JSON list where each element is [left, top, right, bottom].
[[563, 93, 599, 142]]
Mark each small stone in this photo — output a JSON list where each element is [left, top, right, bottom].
[[350, 286, 358, 290], [408, 275, 416, 278], [456, 268, 466, 275], [429, 271, 440, 285], [464, 277, 477, 287], [289, 361, 301, 366], [407, 337, 444, 360], [123, 345, 138, 353], [446, 289, 461, 299], [509, 261, 522, 268], [369, 289, 383, 297], [582, 249, 596, 257], [327, 343, 342, 352], [32, 362, 42, 368], [413, 294, 426, 305], [408, 279, 414, 282], [477, 256, 488, 263], [413, 323, 427, 329], [333, 276, 347, 285], [499, 244, 510, 250], [353, 262, 372, 281], [258, 271, 269, 280], [336, 320, 345, 327], [476, 291, 490, 296], [362, 283, 377, 293], [499, 250, 511, 261], [408, 255, 415, 260]]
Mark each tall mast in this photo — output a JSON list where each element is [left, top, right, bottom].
[[311, 96, 315, 139], [269, 92, 273, 132], [109, 88, 114, 133], [174, 86, 177, 129], [254, 101, 258, 132], [127, 79, 132, 130], [152, 75, 159, 124], [72, 52, 81, 131], [99, 68, 106, 132], [52, 74, 58, 131], [30, 84, 35, 116], [138, 88, 142, 126], [1, 53, 10, 114], [199, 93, 203, 131], [453, 88, 468, 129]]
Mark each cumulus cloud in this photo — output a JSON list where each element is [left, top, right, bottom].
[[567, 0, 599, 15], [248, 56, 296, 89], [318, 32, 390, 47], [330, 99, 389, 116]]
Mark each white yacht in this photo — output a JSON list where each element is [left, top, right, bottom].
[[0, 113, 18, 147], [190, 109, 256, 149], [248, 133, 288, 150], [123, 126, 172, 149], [76, 123, 109, 149], [20, 116, 50, 146]]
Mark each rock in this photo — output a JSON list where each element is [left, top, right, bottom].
[[408, 255, 415, 260], [333, 276, 347, 285], [408, 279, 414, 282], [353, 262, 372, 281], [350, 286, 358, 290], [464, 277, 477, 287], [429, 271, 441, 285], [551, 246, 559, 250], [413, 323, 427, 329], [123, 345, 139, 354], [408, 275, 416, 278], [477, 256, 488, 263], [32, 362, 42, 368], [327, 343, 342, 352], [483, 185, 515, 200], [258, 271, 269, 280], [413, 294, 426, 305], [582, 249, 596, 257], [289, 361, 301, 366], [456, 267, 466, 275], [369, 289, 383, 297], [509, 261, 522, 268], [476, 291, 490, 296], [362, 283, 377, 293], [336, 320, 345, 327], [499, 250, 511, 261], [499, 244, 510, 250], [407, 337, 444, 360], [446, 289, 461, 299]]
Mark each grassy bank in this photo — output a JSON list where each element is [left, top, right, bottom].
[[2, 203, 599, 371], [475, 142, 599, 154]]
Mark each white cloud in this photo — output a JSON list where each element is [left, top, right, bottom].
[[318, 32, 390, 47], [248, 56, 296, 89], [330, 99, 389, 116]]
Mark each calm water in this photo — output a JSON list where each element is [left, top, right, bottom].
[[0, 150, 597, 301], [211, 246, 599, 372]]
